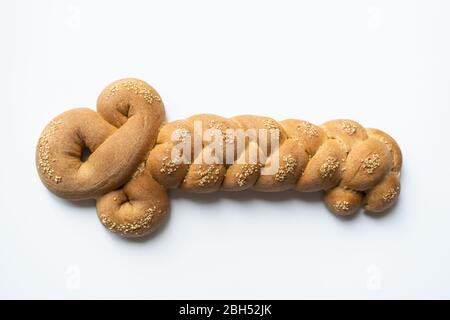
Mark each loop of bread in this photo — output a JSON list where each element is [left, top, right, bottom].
[[36, 78, 168, 237], [36, 78, 403, 238]]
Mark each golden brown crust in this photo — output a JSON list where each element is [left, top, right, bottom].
[[254, 139, 308, 192], [324, 186, 363, 216], [321, 119, 368, 152], [36, 78, 167, 237], [279, 119, 326, 156], [36, 78, 403, 237], [364, 172, 401, 213], [341, 138, 393, 191], [96, 165, 169, 238], [144, 116, 403, 217], [366, 128, 403, 172]]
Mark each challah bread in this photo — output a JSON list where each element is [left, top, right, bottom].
[[36, 78, 403, 238]]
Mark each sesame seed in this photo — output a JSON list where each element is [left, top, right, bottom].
[[160, 156, 180, 175], [275, 154, 297, 182], [174, 126, 190, 143], [37, 119, 64, 184], [197, 165, 221, 187], [361, 153, 381, 174], [333, 201, 350, 212], [263, 119, 280, 136], [106, 80, 161, 105], [382, 187, 400, 202], [235, 163, 262, 187], [208, 120, 234, 144], [297, 121, 319, 137], [319, 157, 339, 179], [263, 119, 278, 130], [342, 122, 357, 135], [100, 205, 162, 236]]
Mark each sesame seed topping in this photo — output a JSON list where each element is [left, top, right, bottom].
[[382, 187, 400, 202], [235, 163, 262, 187], [262, 119, 278, 130], [297, 121, 319, 137], [208, 119, 223, 130], [197, 165, 221, 187], [100, 205, 163, 236], [361, 153, 381, 174], [263, 119, 280, 140], [208, 120, 234, 144], [224, 131, 234, 144], [174, 126, 190, 143], [342, 122, 357, 135], [160, 156, 180, 175], [275, 154, 297, 182], [106, 80, 161, 105], [334, 201, 350, 212], [319, 157, 340, 179], [37, 120, 64, 184]]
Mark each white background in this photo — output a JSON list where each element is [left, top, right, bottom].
[[1, 0, 449, 299]]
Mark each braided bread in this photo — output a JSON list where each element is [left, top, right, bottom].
[[36, 78, 403, 238]]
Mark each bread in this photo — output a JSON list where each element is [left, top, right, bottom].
[[36, 78, 403, 238]]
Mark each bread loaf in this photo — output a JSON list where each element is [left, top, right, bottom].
[[36, 78, 403, 238]]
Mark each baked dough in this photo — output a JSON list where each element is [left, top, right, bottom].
[[36, 78, 403, 238]]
